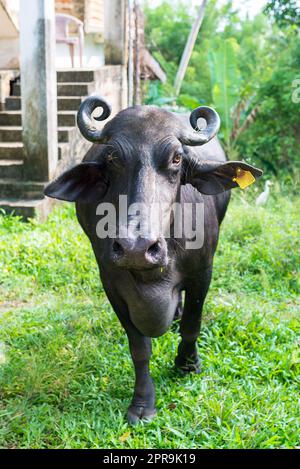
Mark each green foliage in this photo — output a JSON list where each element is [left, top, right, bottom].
[[145, 81, 176, 106], [264, 0, 300, 28], [143, 0, 230, 106], [143, 0, 300, 176], [0, 194, 299, 448], [208, 37, 241, 148], [237, 33, 300, 176]]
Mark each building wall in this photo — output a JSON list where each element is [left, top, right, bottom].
[[55, 0, 105, 68], [0, 37, 19, 69], [55, 34, 104, 68], [55, 0, 83, 19], [0, 0, 106, 70], [0, 0, 19, 69], [0, 0, 127, 107]]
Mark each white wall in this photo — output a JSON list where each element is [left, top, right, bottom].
[[0, 37, 19, 69], [0, 0, 19, 68], [0, 1, 105, 71], [0, 0, 19, 36], [55, 33, 104, 69]]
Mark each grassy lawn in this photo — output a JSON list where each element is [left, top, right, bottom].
[[0, 189, 299, 449]]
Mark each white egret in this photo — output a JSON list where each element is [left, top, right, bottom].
[[255, 180, 272, 206]]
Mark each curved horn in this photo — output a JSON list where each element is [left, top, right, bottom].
[[179, 106, 220, 146], [77, 95, 112, 143]]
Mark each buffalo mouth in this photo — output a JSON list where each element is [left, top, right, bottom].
[[128, 263, 170, 285], [128, 260, 167, 272], [112, 255, 164, 271], [124, 261, 169, 280]]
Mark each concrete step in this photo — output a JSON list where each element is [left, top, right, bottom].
[[58, 143, 70, 161], [57, 69, 95, 83], [12, 82, 94, 97], [58, 111, 77, 127], [0, 197, 54, 220], [5, 97, 21, 111], [0, 159, 24, 178], [0, 126, 77, 143], [6, 96, 84, 112], [57, 126, 77, 143], [57, 97, 83, 111], [14, 69, 96, 84], [58, 82, 93, 96], [0, 111, 21, 126], [0, 143, 24, 159], [0, 143, 69, 161], [0, 111, 78, 127], [0, 179, 45, 199], [0, 126, 23, 142]]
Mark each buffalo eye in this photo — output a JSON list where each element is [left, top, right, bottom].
[[106, 152, 122, 168], [172, 153, 182, 166]]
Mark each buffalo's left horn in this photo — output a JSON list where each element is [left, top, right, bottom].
[[77, 95, 112, 142], [179, 106, 220, 146]]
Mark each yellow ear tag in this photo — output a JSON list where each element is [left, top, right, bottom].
[[232, 168, 256, 189]]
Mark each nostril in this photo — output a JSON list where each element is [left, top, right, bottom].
[[113, 240, 124, 257], [147, 241, 161, 257]]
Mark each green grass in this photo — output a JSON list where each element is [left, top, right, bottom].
[[0, 188, 299, 449]]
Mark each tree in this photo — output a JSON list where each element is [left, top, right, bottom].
[[208, 37, 241, 150], [237, 33, 300, 176], [143, 0, 300, 175], [264, 0, 300, 28]]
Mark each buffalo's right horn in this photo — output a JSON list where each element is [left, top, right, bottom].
[[77, 95, 112, 143], [179, 106, 220, 146]]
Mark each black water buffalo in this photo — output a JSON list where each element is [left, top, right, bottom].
[[45, 96, 262, 423]]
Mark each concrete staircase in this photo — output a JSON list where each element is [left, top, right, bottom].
[[0, 69, 96, 219]]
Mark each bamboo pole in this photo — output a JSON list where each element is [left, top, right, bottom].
[[134, 0, 141, 105], [173, 0, 207, 97], [128, 0, 134, 106]]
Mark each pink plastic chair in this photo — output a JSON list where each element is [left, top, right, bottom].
[[56, 14, 84, 68]]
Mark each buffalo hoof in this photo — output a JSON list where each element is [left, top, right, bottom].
[[127, 405, 157, 425], [175, 355, 201, 375]]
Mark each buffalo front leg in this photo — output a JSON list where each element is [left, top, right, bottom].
[[103, 287, 156, 423], [175, 267, 212, 374], [126, 332, 156, 424]]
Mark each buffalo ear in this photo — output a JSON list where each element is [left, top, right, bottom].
[[44, 162, 108, 203], [184, 160, 263, 195]]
